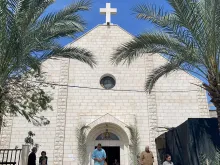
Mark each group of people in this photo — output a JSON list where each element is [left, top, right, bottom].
[[28, 143, 173, 165], [28, 147, 48, 165], [139, 146, 174, 165], [92, 143, 174, 165]]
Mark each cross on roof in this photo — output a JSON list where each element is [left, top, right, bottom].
[[100, 3, 117, 25]]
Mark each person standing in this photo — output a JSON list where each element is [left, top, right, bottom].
[[28, 147, 37, 165], [39, 151, 48, 165], [163, 154, 174, 165], [140, 146, 154, 165], [41, 158, 47, 165], [113, 159, 119, 165], [92, 143, 106, 165]]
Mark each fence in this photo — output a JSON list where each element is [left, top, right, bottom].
[[0, 145, 29, 165], [0, 149, 22, 165]]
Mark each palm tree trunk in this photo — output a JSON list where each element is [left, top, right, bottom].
[[204, 79, 220, 134], [0, 114, 2, 133], [215, 105, 220, 134], [209, 100, 220, 135], [0, 87, 5, 134]]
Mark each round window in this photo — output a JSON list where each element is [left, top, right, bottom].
[[100, 75, 116, 89]]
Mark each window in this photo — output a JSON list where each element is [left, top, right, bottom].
[[100, 75, 116, 89], [96, 131, 119, 140]]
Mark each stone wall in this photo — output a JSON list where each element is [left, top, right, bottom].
[[0, 25, 209, 165], [153, 55, 209, 128], [0, 116, 13, 149]]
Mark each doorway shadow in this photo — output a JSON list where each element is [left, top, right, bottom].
[[97, 146, 120, 165]]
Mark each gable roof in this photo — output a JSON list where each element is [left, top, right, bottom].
[[66, 24, 203, 83], [66, 24, 134, 46]]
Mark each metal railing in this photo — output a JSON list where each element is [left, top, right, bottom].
[[0, 149, 22, 165]]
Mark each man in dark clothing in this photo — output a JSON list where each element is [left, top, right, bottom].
[[28, 147, 37, 165]]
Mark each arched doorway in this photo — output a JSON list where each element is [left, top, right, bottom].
[[86, 122, 129, 165]]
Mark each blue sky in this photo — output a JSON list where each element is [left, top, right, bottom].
[[47, 0, 172, 46]]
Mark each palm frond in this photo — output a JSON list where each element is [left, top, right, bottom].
[[0, 0, 95, 126], [76, 124, 90, 165], [16, 0, 54, 31], [133, 4, 169, 22], [112, 0, 220, 111], [111, 32, 186, 65], [126, 118, 140, 165], [32, 0, 91, 37], [146, 61, 181, 93], [0, 0, 95, 83], [133, 1, 207, 48], [41, 47, 96, 68]]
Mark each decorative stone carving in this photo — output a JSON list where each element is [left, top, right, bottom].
[[53, 58, 69, 165], [146, 55, 159, 161]]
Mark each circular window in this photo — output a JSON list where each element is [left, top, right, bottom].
[[100, 75, 116, 89]]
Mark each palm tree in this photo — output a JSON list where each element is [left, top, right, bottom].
[[0, 0, 96, 128], [76, 124, 90, 165], [126, 118, 140, 165], [111, 0, 220, 133]]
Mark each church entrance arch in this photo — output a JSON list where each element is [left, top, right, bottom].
[[86, 122, 129, 165]]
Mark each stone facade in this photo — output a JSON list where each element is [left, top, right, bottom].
[[0, 25, 209, 165], [0, 116, 13, 149]]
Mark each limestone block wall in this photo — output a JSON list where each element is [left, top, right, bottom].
[[0, 116, 13, 149], [153, 55, 209, 129]]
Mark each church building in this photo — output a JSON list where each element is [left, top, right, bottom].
[[0, 3, 209, 165]]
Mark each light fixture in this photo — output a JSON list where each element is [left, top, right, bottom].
[[104, 124, 110, 139]]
